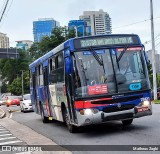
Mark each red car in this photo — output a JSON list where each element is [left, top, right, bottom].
[[6, 96, 21, 107]]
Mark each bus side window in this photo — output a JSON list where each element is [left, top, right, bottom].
[[56, 52, 64, 83], [49, 52, 64, 84]]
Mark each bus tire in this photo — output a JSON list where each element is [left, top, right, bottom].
[[64, 108, 78, 133], [122, 119, 133, 126], [40, 104, 48, 123]]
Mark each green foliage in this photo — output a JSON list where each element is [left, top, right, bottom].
[[8, 71, 29, 95], [147, 60, 153, 86], [0, 50, 30, 95], [29, 26, 76, 60], [0, 27, 76, 95]]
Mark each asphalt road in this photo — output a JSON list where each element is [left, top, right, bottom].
[[9, 104, 160, 154]]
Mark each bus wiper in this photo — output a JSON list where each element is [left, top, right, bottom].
[[117, 45, 128, 62], [89, 47, 103, 66]]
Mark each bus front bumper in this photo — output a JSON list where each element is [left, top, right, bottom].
[[76, 105, 152, 126]]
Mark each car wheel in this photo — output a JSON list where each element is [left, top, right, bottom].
[[64, 108, 78, 133], [40, 104, 48, 123], [6, 105, 9, 107], [122, 119, 133, 126]]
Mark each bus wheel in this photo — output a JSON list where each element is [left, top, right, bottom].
[[40, 105, 48, 123], [64, 108, 78, 133], [122, 119, 133, 126]]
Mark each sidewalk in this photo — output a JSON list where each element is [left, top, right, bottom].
[[0, 116, 72, 154]]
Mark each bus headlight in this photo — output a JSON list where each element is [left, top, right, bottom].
[[84, 109, 92, 115], [79, 108, 99, 115], [143, 100, 150, 106]]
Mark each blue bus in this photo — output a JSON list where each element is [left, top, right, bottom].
[[29, 34, 152, 133]]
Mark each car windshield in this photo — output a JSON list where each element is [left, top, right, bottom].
[[72, 48, 150, 97], [23, 94, 31, 100]]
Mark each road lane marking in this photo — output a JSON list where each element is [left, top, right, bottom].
[[9, 113, 12, 118], [0, 129, 6, 131], [0, 137, 16, 141], [0, 134, 12, 137], [0, 140, 23, 145], [0, 131, 9, 134]]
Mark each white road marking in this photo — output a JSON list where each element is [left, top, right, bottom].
[[9, 113, 12, 118], [0, 137, 16, 141], [0, 140, 23, 145], [0, 131, 9, 134], [0, 129, 6, 131], [0, 134, 12, 137]]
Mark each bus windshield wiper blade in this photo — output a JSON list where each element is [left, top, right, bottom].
[[117, 46, 128, 62], [89, 47, 103, 66]]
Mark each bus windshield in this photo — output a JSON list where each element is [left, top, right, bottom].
[[73, 48, 150, 98]]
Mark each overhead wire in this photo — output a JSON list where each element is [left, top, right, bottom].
[[0, 0, 10, 23], [0, 0, 13, 26]]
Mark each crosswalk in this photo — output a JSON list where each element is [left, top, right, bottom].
[[0, 125, 28, 154]]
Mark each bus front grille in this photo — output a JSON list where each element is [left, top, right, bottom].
[[102, 104, 135, 113]]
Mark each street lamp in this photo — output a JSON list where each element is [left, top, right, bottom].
[[150, 0, 157, 100]]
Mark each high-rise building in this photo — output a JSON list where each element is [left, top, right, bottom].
[[146, 50, 160, 73], [16, 40, 33, 51], [33, 18, 60, 42], [80, 9, 112, 35], [0, 32, 9, 48], [68, 20, 87, 36]]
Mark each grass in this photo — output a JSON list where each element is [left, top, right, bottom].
[[152, 100, 160, 104]]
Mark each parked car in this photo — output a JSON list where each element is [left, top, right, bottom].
[[6, 96, 21, 107], [20, 94, 33, 112]]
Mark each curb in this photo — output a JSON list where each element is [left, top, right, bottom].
[[0, 107, 6, 119]]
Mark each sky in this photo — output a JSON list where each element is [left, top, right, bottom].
[[0, 0, 160, 52]]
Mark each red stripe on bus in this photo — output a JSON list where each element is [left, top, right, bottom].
[[75, 98, 112, 109]]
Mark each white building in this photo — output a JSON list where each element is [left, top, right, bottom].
[[79, 9, 112, 35], [146, 50, 160, 73], [0, 32, 9, 48], [16, 40, 33, 51]]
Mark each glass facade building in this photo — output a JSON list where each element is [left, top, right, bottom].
[[68, 20, 89, 36], [33, 18, 60, 42]]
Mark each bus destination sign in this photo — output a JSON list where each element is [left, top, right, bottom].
[[80, 37, 133, 47], [74, 35, 140, 48]]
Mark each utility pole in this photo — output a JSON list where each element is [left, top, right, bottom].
[[150, 0, 157, 100], [21, 70, 24, 99]]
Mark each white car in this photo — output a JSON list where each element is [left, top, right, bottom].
[[20, 94, 33, 112]]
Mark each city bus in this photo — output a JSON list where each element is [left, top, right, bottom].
[[29, 34, 152, 133]]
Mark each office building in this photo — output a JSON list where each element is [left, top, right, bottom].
[[0, 32, 9, 48], [16, 40, 33, 51], [33, 18, 60, 42], [68, 20, 87, 36], [80, 9, 112, 35]]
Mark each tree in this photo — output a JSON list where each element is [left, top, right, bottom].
[[0, 50, 30, 94], [65, 29, 76, 40], [147, 60, 153, 86], [8, 71, 29, 95]]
